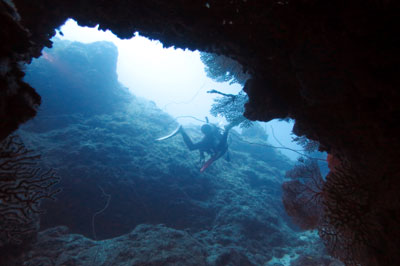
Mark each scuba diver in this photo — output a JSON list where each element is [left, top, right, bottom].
[[157, 118, 240, 172]]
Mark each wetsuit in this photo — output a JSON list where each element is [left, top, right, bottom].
[[180, 124, 229, 161]]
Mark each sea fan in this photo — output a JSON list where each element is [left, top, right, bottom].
[[282, 158, 324, 230], [0, 135, 60, 247]]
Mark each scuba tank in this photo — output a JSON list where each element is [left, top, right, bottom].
[[202, 117, 227, 154]]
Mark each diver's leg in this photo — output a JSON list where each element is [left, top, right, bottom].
[[180, 127, 197, 151], [217, 130, 230, 150], [210, 129, 230, 161], [225, 150, 230, 162], [214, 145, 228, 160]]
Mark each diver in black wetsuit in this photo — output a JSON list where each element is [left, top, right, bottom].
[[178, 122, 236, 165], [156, 117, 243, 171]]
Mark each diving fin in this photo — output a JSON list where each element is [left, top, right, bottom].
[[156, 125, 182, 141], [200, 148, 228, 173], [200, 156, 217, 173]]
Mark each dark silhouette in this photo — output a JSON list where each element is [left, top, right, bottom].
[[179, 123, 232, 166], [158, 119, 241, 172]]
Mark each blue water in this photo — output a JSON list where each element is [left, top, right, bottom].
[[0, 38, 340, 265]]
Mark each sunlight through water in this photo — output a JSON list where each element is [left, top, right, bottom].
[[54, 19, 302, 161]]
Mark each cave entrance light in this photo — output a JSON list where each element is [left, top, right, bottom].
[[54, 19, 304, 161], [54, 19, 242, 126]]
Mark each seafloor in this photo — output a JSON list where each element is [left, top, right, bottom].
[[6, 40, 342, 265]]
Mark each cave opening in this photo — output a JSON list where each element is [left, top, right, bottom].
[[11, 17, 328, 245], [26, 18, 306, 161], [1, 0, 399, 264], [53, 19, 243, 126]]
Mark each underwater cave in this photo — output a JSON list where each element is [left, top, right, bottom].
[[1, 0, 400, 265]]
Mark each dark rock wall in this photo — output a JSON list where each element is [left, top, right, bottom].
[[0, 1, 41, 140], [5, 0, 399, 171]]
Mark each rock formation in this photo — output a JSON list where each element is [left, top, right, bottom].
[[1, 0, 400, 264], [3, 39, 340, 265]]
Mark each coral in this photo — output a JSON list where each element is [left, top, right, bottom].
[[0, 135, 60, 247], [200, 52, 250, 85], [283, 157, 398, 265], [282, 158, 324, 230], [318, 164, 380, 266], [326, 154, 341, 172], [292, 135, 320, 153], [208, 90, 252, 128]]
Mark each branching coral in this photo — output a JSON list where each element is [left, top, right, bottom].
[[0, 135, 60, 247], [208, 90, 253, 128], [291, 135, 320, 153], [200, 52, 250, 86], [319, 164, 379, 266], [283, 157, 384, 265], [282, 158, 324, 230]]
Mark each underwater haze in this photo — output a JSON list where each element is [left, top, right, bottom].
[[55, 19, 242, 126], [1, 21, 337, 266], [55, 19, 303, 161]]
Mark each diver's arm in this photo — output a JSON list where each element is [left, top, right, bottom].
[[213, 118, 244, 157]]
